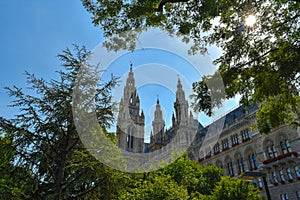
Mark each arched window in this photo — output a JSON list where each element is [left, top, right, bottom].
[[280, 193, 289, 200], [280, 139, 292, 154], [248, 153, 258, 170], [227, 161, 234, 176], [127, 127, 134, 149], [222, 138, 229, 150], [266, 143, 278, 159], [241, 128, 251, 142], [231, 134, 239, 145], [294, 166, 300, 178], [253, 178, 263, 189], [236, 155, 246, 174], [213, 143, 220, 154], [279, 170, 286, 182], [287, 168, 293, 180], [273, 171, 279, 184]]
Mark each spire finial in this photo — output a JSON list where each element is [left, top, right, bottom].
[[157, 94, 159, 104], [130, 61, 133, 71]]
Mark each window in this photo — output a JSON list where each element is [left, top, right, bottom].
[[237, 157, 246, 173], [213, 143, 220, 154], [273, 145, 278, 157], [280, 140, 288, 154], [231, 134, 239, 145], [285, 193, 289, 200], [248, 153, 258, 170], [280, 139, 292, 154], [268, 146, 274, 158], [252, 179, 257, 187], [127, 127, 134, 149], [227, 161, 234, 176], [294, 166, 300, 178], [241, 128, 251, 142], [286, 140, 292, 152], [280, 193, 289, 200], [253, 178, 263, 189], [222, 138, 229, 150], [279, 170, 286, 182], [267, 144, 278, 159], [273, 171, 279, 183], [296, 191, 300, 200], [287, 168, 293, 180], [257, 178, 263, 189]]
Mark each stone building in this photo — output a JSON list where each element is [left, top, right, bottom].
[[116, 65, 145, 153], [188, 105, 300, 200], [148, 76, 198, 152], [116, 65, 300, 199], [116, 64, 198, 154]]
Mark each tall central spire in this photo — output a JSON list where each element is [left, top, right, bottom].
[[126, 63, 135, 87], [176, 77, 185, 102], [152, 97, 165, 144], [116, 63, 145, 153], [174, 77, 189, 125]]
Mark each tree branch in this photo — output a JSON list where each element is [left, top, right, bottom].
[[157, 0, 189, 12], [235, 48, 279, 69]]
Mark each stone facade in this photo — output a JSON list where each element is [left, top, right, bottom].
[[116, 65, 145, 153], [188, 105, 300, 200], [116, 65, 300, 199], [116, 65, 198, 154]]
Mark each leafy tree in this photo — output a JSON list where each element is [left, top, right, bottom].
[[117, 154, 224, 199], [116, 154, 262, 199], [208, 176, 263, 200], [160, 154, 223, 196], [0, 127, 38, 199], [118, 175, 190, 200], [81, 0, 300, 132], [0, 45, 126, 199]]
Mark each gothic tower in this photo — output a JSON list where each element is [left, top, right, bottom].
[[116, 65, 145, 153], [151, 98, 165, 144], [174, 78, 189, 125], [173, 77, 197, 146]]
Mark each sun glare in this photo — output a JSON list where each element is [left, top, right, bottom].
[[245, 14, 256, 27]]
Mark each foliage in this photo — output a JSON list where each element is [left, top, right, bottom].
[[0, 128, 38, 199], [118, 175, 190, 200], [82, 0, 300, 133], [160, 154, 223, 195], [208, 176, 263, 200], [0, 45, 125, 199], [117, 154, 236, 199]]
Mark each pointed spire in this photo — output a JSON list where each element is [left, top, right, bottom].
[[157, 94, 159, 104], [177, 76, 182, 89], [126, 63, 135, 88], [176, 76, 185, 101], [141, 110, 144, 117], [172, 112, 176, 125]]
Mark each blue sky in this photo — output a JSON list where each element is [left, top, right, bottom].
[[0, 0, 101, 118], [0, 1, 239, 139]]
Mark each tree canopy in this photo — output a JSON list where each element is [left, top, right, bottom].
[[0, 46, 125, 199], [82, 0, 300, 132]]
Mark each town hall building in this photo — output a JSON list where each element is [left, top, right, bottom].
[[116, 65, 300, 200]]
